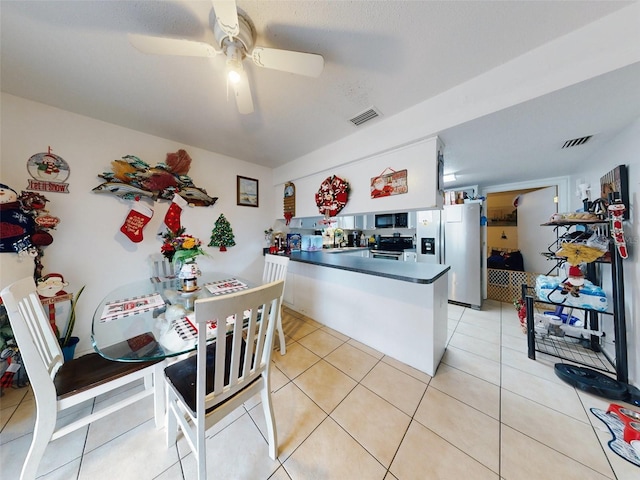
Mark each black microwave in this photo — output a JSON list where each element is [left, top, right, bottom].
[[394, 212, 408, 228], [375, 212, 408, 229]]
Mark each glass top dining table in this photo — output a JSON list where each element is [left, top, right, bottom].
[[91, 272, 255, 362]]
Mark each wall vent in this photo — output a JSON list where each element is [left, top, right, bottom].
[[562, 135, 592, 149], [349, 106, 382, 126]]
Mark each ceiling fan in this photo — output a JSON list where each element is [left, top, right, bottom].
[[128, 0, 324, 114]]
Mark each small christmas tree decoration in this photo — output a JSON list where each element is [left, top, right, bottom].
[[209, 214, 236, 252]]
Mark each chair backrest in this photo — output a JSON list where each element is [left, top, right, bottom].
[[262, 254, 289, 284], [193, 280, 284, 415], [1, 277, 63, 400], [149, 253, 174, 279]]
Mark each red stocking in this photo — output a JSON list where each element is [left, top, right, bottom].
[[164, 193, 188, 233], [120, 202, 153, 243]]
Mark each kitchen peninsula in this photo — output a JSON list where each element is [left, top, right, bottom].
[[286, 250, 449, 376]]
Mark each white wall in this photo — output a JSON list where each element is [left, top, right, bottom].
[[0, 93, 274, 356], [272, 2, 640, 187], [568, 117, 640, 388], [273, 137, 442, 219]]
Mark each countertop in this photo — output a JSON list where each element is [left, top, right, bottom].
[[288, 250, 449, 284]]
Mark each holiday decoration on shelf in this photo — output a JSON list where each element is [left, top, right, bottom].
[[120, 201, 154, 243], [164, 193, 188, 234], [315, 175, 349, 218], [93, 150, 218, 206], [26, 147, 71, 194], [283, 182, 296, 225], [209, 214, 236, 252], [159, 227, 205, 263], [560, 265, 585, 297]]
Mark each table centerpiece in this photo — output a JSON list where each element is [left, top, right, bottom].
[[160, 227, 206, 292]]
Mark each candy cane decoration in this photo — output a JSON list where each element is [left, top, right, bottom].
[[608, 201, 628, 259]]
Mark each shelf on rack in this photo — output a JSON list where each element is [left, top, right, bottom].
[[532, 333, 616, 375], [524, 221, 627, 383], [541, 220, 607, 226], [540, 252, 612, 264]]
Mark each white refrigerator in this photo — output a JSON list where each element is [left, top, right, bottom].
[[416, 203, 483, 309]]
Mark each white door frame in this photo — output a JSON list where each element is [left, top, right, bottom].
[[480, 176, 569, 212], [479, 175, 570, 299]]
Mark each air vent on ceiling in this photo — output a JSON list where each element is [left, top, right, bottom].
[[562, 135, 592, 149], [349, 106, 382, 127]]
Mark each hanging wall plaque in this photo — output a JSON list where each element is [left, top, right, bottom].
[[283, 182, 295, 225], [26, 147, 70, 193], [370, 168, 407, 199]]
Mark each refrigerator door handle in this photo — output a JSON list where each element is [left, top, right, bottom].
[[439, 222, 445, 264]]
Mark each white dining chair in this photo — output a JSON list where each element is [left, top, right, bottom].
[[0, 277, 164, 480], [262, 254, 289, 354], [149, 253, 175, 280], [164, 280, 284, 480]]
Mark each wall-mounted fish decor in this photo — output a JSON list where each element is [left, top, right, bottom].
[[92, 150, 218, 206]]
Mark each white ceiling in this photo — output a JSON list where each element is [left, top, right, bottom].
[[2, 1, 639, 190]]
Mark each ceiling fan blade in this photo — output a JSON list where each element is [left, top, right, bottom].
[[128, 34, 219, 57], [232, 71, 254, 114], [250, 47, 324, 77], [212, 0, 239, 38]]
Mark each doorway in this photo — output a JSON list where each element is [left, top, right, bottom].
[[483, 179, 563, 302]]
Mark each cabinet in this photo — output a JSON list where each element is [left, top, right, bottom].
[[408, 211, 417, 228], [335, 215, 364, 230], [524, 221, 627, 383], [288, 216, 324, 229], [364, 214, 375, 229]]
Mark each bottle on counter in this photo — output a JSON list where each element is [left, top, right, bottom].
[[360, 233, 366, 247]]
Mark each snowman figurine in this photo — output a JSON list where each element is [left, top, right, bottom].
[[178, 260, 201, 292]]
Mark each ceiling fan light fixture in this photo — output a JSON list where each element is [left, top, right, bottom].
[[225, 43, 244, 85], [227, 66, 242, 84]]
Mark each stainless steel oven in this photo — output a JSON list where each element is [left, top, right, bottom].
[[371, 250, 404, 260], [371, 235, 414, 261]]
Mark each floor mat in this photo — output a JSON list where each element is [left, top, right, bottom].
[[591, 408, 640, 468]]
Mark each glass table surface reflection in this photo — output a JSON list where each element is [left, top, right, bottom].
[[91, 272, 255, 362]]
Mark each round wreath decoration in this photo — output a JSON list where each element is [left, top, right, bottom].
[[315, 175, 350, 217]]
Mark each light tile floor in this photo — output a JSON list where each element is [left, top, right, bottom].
[[1, 301, 639, 479]]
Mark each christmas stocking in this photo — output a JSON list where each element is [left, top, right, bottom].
[[120, 202, 153, 243], [164, 193, 188, 234]]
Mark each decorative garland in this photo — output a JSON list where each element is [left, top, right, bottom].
[[315, 175, 349, 217]]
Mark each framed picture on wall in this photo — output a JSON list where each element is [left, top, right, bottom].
[[237, 176, 259, 207]]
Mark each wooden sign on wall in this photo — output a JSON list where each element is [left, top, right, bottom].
[[371, 168, 407, 199], [600, 164, 628, 219], [283, 182, 295, 224]]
